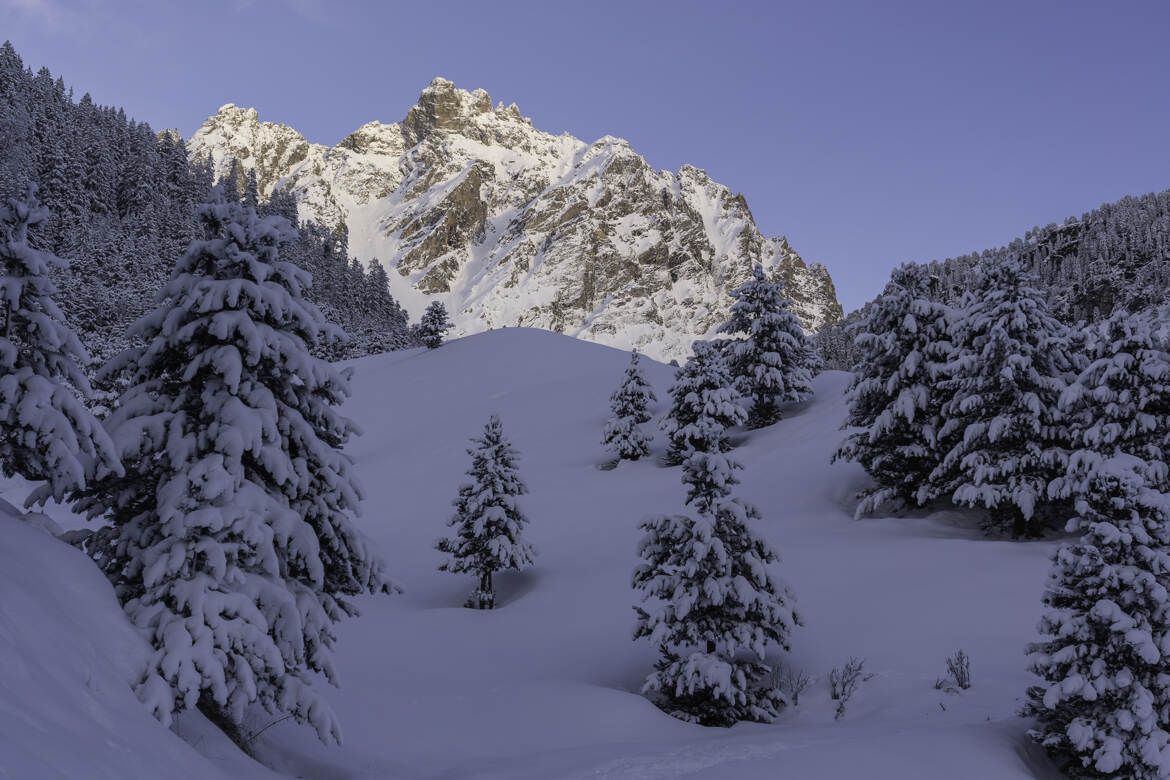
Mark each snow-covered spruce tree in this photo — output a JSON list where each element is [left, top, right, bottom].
[[602, 351, 657, 461], [417, 300, 452, 349], [1025, 462, 1170, 778], [717, 264, 814, 428], [660, 341, 746, 465], [0, 184, 121, 504], [633, 447, 800, 726], [925, 258, 1077, 537], [1059, 311, 1170, 490], [436, 414, 536, 610], [73, 188, 392, 745], [834, 264, 952, 516]]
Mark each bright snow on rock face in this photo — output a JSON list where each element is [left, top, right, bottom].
[[187, 79, 843, 361]]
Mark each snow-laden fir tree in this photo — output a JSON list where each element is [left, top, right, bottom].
[[417, 300, 452, 349], [1058, 311, 1170, 491], [660, 341, 746, 465], [633, 444, 800, 726], [925, 258, 1077, 537], [73, 188, 392, 745], [0, 184, 121, 504], [716, 264, 814, 427], [436, 414, 536, 610], [1025, 460, 1170, 778], [834, 264, 952, 516], [602, 351, 657, 461]]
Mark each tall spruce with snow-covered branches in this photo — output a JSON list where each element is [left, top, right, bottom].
[[834, 264, 952, 516], [717, 264, 814, 427], [73, 188, 391, 745], [1059, 311, 1170, 491], [925, 258, 1077, 537], [633, 443, 800, 726], [1025, 461, 1170, 778], [0, 184, 121, 503], [660, 341, 746, 465], [436, 415, 536, 610], [602, 351, 656, 461], [417, 300, 452, 349]]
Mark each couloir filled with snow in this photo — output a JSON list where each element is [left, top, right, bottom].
[[0, 328, 1063, 778]]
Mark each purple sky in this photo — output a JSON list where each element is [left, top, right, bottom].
[[3, 0, 1169, 310]]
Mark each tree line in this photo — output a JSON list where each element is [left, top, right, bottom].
[[0, 41, 413, 371]]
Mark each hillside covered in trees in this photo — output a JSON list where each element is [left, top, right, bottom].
[[0, 41, 413, 369], [818, 189, 1170, 369]]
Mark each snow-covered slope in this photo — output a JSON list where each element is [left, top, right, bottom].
[[2, 330, 1064, 777], [0, 499, 273, 780], [257, 330, 1055, 777], [187, 80, 843, 361]]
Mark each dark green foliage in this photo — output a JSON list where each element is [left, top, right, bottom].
[[0, 40, 412, 371], [1025, 466, 1170, 778], [834, 264, 951, 516]]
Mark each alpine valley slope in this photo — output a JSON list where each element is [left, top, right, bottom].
[[0, 329, 1064, 778], [187, 79, 842, 361]]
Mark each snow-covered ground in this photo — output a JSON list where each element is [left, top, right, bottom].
[[0, 328, 1065, 778], [0, 499, 274, 780]]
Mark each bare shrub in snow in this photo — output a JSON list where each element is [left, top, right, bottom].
[[770, 663, 811, 706], [935, 649, 972, 692], [828, 657, 874, 720]]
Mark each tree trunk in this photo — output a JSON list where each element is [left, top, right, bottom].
[[477, 570, 495, 610], [990, 503, 1026, 539], [197, 691, 253, 756]]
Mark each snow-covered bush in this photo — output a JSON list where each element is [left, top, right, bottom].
[[436, 414, 536, 609], [1025, 462, 1170, 778], [660, 341, 745, 465], [602, 351, 656, 461], [416, 301, 452, 349], [926, 258, 1077, 537], [716, 264, 814, 428], [73, 188, 392, 745], [0, 184, 121, 504], [834, 263, 951, 516]]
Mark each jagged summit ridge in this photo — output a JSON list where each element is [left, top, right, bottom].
[[188, 80, 842, 360]]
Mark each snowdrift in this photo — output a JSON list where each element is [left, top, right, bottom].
[[0, 500, 272, 779]]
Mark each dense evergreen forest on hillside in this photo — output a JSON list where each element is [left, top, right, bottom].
[[0, 41, 412, 370], [818, 190, 1170, 369]]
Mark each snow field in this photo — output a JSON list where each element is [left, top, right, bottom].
[[253, 328, 1061, 778], [0, 327, 1063, 777]]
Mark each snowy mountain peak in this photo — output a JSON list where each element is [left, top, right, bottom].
[[188, 82, 843, 360], [404, 78, 499, 142]]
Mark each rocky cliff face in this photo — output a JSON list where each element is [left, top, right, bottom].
[[188, 78, 842, 360]]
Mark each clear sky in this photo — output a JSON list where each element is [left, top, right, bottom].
[[3, 0, 1169, 311]]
